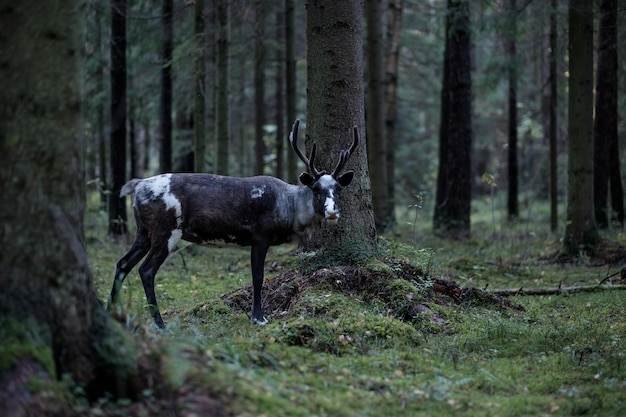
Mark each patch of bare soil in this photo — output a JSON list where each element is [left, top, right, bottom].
[[222, 258, 524, 321]]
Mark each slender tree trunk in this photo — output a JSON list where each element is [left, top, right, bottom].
[[109, 0, 128, 235], [215, 0, 230, 175], [0, 0, 136, 405], [194, 0, 206, 172], [95, 7, 108, 212], [564, 0, 599, 253], [306, 0, 377, 259], [549, 0, 558, 232], [433, 0, 473, 237], [129, 104, 139, 177], [160, 0, 173, 173], [384, 0, 403, 226], [366, 0, 390, 230], [507, 0, 518, 220], [595, 0, 622, 228], [285, 0, 298, 184], [254, 0, 267, 176], [275, 7, 285, 179]]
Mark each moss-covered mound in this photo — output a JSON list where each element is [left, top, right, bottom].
[[222, 259, 523, 328]]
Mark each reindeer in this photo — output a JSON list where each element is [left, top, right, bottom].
[[109, 120, 358, 328]]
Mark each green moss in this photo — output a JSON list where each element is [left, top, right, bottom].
[[0, 316, 55, 376], [301, 239, 380, 273]]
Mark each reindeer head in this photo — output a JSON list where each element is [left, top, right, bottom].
[[289, 119, 358, 225]]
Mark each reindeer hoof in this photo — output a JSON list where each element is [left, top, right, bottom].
[[251, 316, 268, 325]]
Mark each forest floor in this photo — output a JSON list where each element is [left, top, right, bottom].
[[48, 195, 626, 416]]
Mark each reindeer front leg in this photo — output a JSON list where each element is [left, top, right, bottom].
[[250, 241, 270, 325]]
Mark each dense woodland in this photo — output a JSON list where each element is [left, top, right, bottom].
[[87, 0, 626, 246], [2, 0, 626, 415]]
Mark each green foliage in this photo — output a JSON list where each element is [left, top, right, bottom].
[[0, 315, 55, 377]]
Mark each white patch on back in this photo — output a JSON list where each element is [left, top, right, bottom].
[[139, 174, 183, 227], [250, 185, 267, 199]]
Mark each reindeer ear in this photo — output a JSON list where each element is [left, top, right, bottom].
[[299, 172, 316, 187], [336, 170, 354, 186]]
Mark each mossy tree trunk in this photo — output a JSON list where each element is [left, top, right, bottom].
[[0, 0, 136, 406], [305, 0, 377, 262], [563, 0, 599, 253]]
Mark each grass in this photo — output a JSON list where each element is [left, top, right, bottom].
[[83, 192, 626, 416]]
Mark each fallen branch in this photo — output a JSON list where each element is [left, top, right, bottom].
[[490, 285, 626, 296]]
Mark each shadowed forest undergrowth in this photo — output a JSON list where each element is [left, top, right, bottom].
[[39, 196, 626, 416]]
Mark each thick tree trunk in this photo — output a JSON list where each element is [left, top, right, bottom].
[[564, 0, 599, 253], [109, 0, 128, 235], [433, 0, 473, 237], [160, 0, 173, 173], [0, 0, 136, 406], [306, 0, 377, 260], [366, 0, 390, 230], [215, 0, 230, 175]]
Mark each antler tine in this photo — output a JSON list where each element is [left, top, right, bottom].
[[309, 143, 326, 176], [289, 119, 322, 177], [332, 125, 359, 177]]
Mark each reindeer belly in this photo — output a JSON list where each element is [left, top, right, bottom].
[[182, 226, 253, 247]]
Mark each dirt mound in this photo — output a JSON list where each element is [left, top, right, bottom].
[[222, 259, 524, 322]]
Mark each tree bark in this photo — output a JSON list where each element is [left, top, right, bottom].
[[215, 0, 230, 175], [384, 0, 403, 227], [595, 0, 623, 228], [507, 0, 518, 220], [549, 0, 558, 232], [0, 0, 136, 405], [285, 0, 298, 184], [433, 0, 473, 237], [564, 0, 599, 253], [109, 0, 128, 235], [160, 0, 173, 173], [254, 0, 267, 176], [306, 0, 377, 260], [275, 7, 285, 179], [366, 0, 390, 230], [194, 0, 206, 173]]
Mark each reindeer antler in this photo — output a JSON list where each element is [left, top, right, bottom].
[[289, 119, 322, 177], [331, 125, 359, 178]]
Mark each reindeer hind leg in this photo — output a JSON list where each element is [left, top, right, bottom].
[[138, 229, 182, 328], [109, 227, 151, 305]]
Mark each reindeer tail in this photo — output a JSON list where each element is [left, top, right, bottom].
[[120, 179, 142, 197]]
